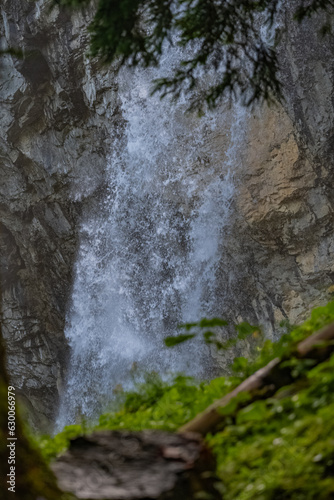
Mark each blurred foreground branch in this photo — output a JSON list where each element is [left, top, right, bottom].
[[179, 322, 334, 435]]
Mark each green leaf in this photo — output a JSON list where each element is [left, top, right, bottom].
[[237, 401, 269, 423], [231, 356, 249, 374], [218, 392, 251, 416], [179, 318, 228, 330], [164, 333, 196, 347], [199, 318, 229, 328], [203, 331, 214, 341], [235, 322, 260, 340]]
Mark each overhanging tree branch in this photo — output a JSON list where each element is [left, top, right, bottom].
[[57, 0, 334, 109]]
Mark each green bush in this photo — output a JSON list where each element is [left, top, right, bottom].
[[37, 300, 334, 500], [37, 374, 238, 460], [208, 353, 334, 499]]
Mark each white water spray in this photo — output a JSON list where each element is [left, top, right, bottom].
[[57, 43, 247, 428]]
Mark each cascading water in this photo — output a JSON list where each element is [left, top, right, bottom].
[[57, 43, 247, 428]]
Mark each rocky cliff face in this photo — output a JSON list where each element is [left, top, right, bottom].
[[1, 0, 334, 428], [219, 8, 334, 335], [220, 103, 334, 339], [0, 0, 121, 429]]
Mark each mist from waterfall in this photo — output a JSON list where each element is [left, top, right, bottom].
[[56, 43, 247, 428]]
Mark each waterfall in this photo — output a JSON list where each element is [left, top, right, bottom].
[[57, 43, 247, 428]]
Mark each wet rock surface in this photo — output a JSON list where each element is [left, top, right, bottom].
[[0, 0, 121, 430]]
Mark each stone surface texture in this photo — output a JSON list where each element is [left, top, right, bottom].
[[221, 7, 334, 336], [51, 430, 219, 500], [0, 0, 121, 429], [1, 0, 334, 426]]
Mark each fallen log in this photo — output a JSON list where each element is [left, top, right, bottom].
[[52, 430, 221, 500], [179, 321, 334, 435], [297, 321, 334, 356]]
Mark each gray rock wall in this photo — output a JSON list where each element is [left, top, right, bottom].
[[207, 7, 334, 349], [0, 0, 121, 430], [227, 8, 334, 333]]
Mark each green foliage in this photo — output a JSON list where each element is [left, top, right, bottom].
[[0, 48, 23, 57], [164, 333, 196, 347], [165, 317, 261, 352], [97, 373, 239, 431], [123, 372, 170, 412], [181, 318, 229, 330], [58, 0, 334, 110], [204, 300, 334, 499], [230, 300, 334, 378], [38, 300, 334, 500], [56, 0, 90, 6], [38, 374, 239, 460], [37, 424, 85, 462], [279, 318, 296, 334], [208, 353, 334, 500]]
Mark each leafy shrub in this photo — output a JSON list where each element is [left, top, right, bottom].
[[37, 300, 334, 500], [208, 353, 334, 500]]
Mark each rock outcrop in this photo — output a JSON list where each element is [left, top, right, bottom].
[[1, 0, 334, 427], [218, 9, 334, 335], [218, 102, 334, 340], [0, 0, 121, 430], [52, 430, 219, 500]]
